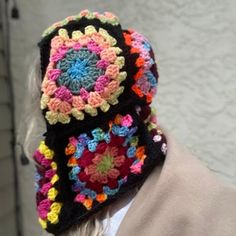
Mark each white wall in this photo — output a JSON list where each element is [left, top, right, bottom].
[[11, 0, 236, 235], [0, 1, 17, 235]]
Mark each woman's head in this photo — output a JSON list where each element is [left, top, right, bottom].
[[29, 10, 166, 235]]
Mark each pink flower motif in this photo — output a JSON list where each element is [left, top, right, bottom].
[[40, 182, 52, 195], [121, 114, 133, 127], [54, 86, 72, 102], [37, 199, 51, 219], [74, 194, 86, 203], [47, 69, 61, 81], [42, 80, 57, 96], [96, 59, 109, 69]]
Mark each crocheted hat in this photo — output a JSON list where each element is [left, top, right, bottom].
[[35, 10, 167, 235]]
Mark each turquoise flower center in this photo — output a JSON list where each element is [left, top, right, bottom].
[[68, 58, 90, 79], [56, 48, 104, 94]]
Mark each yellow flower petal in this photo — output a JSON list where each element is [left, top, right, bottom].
[[50, 202, 62, 214], [51, 174, 59, 185], [48, 187, 58, 201], [47, 212, 59, 224]]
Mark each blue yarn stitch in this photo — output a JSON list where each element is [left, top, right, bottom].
[[143, 41, 151, 51], [104, 132, 111, 143], [127, 146, 136, 158], [145, 71, 157, 87], [34, 183, 40, 192], [72, 166, 81, 175], [78, 133, 90, 146], [69, 171, 77, 181], [74, 143, 85, 159], [34, 172, 41, 182], [87, 139, 98, 152], [72, 180, 86, 192], [91, 128, 104, 141], [103, 186, 119, 195], [80, 188, 97, 199], [111, 125, 129, 137]]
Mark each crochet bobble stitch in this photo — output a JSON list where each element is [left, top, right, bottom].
[[34, 141, 62, 229], [41, 26, 127, 125]]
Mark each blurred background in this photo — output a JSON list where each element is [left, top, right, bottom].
[[0, 0, 235, 235]]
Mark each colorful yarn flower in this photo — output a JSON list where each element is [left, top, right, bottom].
[[85, 146, 125, 183], [65, 113, 147, 210], [41, 25, 127, 124]]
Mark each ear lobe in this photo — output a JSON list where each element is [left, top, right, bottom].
[[123, 29, 158, 104]]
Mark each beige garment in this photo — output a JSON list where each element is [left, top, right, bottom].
[[116, 133, 236, 236]]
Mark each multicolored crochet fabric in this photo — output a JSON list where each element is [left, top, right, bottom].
[[41, 25, 127, 124], [34, 10, 167, 235]]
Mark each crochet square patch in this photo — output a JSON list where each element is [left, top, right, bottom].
[[65, 113, 146, 210]]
